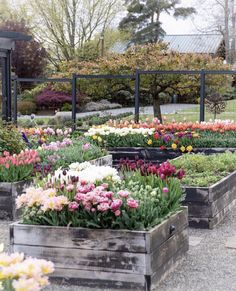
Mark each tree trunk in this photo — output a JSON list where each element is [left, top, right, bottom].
[[231, 0, 236, 64], [153, 96, 162, 123], [225, 0, 230, 63]]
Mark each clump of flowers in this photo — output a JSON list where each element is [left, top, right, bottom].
[[119, 158, 185, 180], [40, 138, 73, 151], [21, 127, 72, 149], [0, 243, 54, 291], [48, 163, 121, 185], [0, 150, 40, 182], [16, 181, 139, 229]]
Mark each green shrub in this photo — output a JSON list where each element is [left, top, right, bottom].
[[61, 103, 72, 111], [18, 100, 36, 115], [0, 122, 25, 154]]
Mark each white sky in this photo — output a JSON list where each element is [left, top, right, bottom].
[[161, 0, 199, 34]]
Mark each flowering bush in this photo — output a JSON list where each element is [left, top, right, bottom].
[[0, 150, 40, 182], [0, 243, 54, 291]]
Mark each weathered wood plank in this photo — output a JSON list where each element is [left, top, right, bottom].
[[90, 155, 112, 167], [211, 188, 235, 217], [11, 225, 147, 252], [150, 241, 189, 290], [183, 201, 211, 218], [12, 244, 147, 275], [150, 228, 188, 274], [146, 208, 188, 253], [209, 199, 236, 229], [209, 171, 236, 202], [183, 187, 210, 203], [51, 268, 146, 290]]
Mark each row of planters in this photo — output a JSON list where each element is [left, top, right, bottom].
[[84, 119, 236, 229], [2, 119, 236, 290], [0, 124, 111, 220], [1, 122, 189, 290]]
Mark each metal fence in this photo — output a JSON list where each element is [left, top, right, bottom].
[[10, 69, 236, 128]]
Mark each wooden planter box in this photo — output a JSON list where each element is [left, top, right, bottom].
[[10, 207, 188, 291], [90, 154, 112, 167], [109, 147, 236, 166], [182, 171, 236, 229], [0, 180, 32, 220], [109, 147, 181, 165]]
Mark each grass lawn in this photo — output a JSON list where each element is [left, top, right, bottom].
[[139, 99, 236, 123]]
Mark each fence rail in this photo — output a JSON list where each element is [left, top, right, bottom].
[[9, 69, 236, 128]]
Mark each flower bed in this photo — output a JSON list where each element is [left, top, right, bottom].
[[0, 150, 39, 219], [85, 120, 236, 164], [171, 152, 236, 229], [10, 208, 188, 290], [10, 161, 188, 289]]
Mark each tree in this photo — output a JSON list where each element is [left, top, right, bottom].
[[193, 0, 236, 64], [206, 92, 226, 119], [119, 0, 195, 44], [27, 0, 122, 64], [0, 20, 48, 79], [53, 43, 231, 122]]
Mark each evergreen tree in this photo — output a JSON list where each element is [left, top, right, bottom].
[[119, 0, 195, 44]]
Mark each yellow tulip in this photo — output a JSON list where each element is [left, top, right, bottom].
[[147, 139, 153, 145], [180, 146, 186, 152], [171, 143, 177, 150], [187, 145, 193, 152]]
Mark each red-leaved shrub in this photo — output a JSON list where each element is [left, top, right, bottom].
[[36, 87, 72, 109]]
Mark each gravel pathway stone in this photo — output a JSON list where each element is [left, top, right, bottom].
[[1, 205, 236, 291]]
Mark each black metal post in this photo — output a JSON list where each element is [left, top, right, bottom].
[[13, 77, 18, 124], [6, 50, 12, 121], [134, 70, 140, 123], [200, 69, 206, 122], [72, 74, 77, 130], [1, 57, 7, 120]]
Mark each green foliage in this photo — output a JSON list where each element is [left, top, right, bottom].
[[0, 123, 25, 154], [39, 139, 106, 171], [19, 84, 46, 101], [17, 100, 36, 115], [171, 152, 236, 187], [53, 43, 231, 121], [116, 173, 183, 229]]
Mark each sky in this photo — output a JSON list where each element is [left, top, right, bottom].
[[161, 0, 199, 34]]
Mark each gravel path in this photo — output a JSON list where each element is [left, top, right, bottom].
[[1, 206, 236, 291]]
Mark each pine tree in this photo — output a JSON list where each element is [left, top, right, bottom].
[[119, 0, 195, 44]]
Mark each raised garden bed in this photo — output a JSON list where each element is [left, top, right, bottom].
[[109, 147, 236, 165], [0, 180, 32, 220], [90, 154, 112, 166], [182, 172, 236, 229], [10, 207, 188, 291]]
